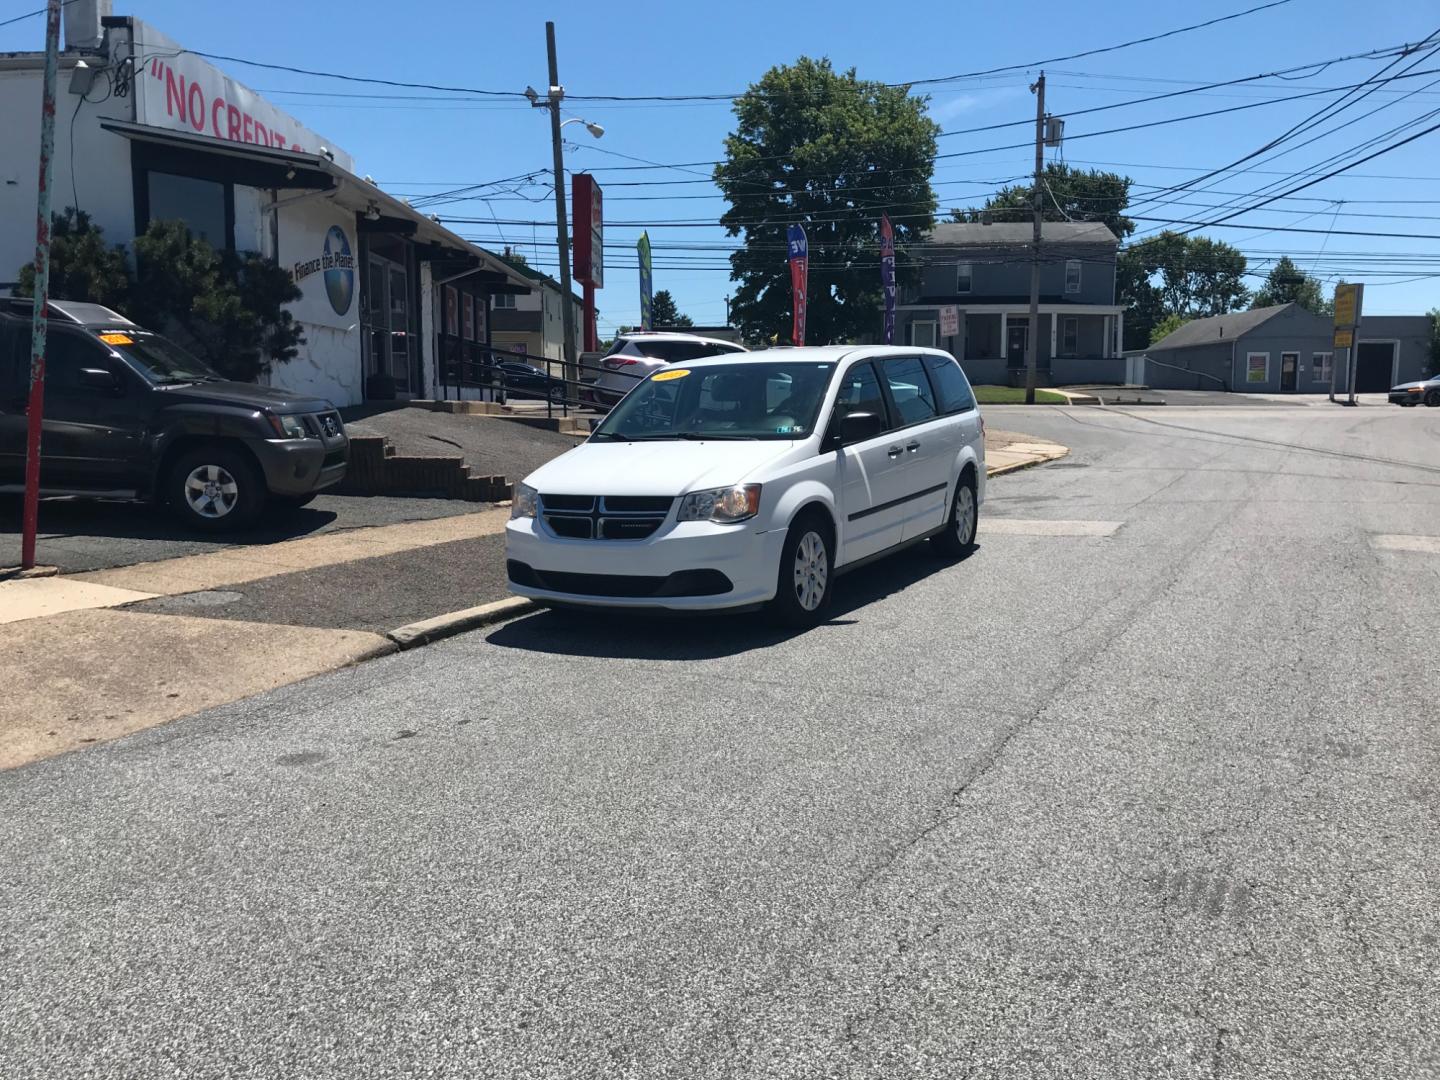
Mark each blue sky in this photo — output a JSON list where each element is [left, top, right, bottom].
[[4, 0, 1438, 325]]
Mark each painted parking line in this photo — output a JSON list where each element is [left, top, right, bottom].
[[1371, 534, 1440, 555], [979, 519, 1123, 537]]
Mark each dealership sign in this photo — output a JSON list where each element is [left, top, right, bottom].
[[290, 226, 356, 317], [572, 174, 604, 289], [132, 21, 355, 173]]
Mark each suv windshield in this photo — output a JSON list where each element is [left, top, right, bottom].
[[592, 361, 833, 442], [99, 330, 223, 384]]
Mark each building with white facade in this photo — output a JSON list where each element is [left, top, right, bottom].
[[0, 2, 532, 407]]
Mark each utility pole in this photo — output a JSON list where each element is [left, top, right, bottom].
[[543, 22, 578, 387], [1024, 71, 1045, 406], [20, 0, 62, 571]]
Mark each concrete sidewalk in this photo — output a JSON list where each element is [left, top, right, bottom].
[[1, 431, 1067, 770]]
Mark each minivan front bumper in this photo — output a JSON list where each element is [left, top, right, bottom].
[[505, 516, 786, 610]]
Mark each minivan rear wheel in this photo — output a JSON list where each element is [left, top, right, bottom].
[[769, 512, 834, 627], [932, 470, 978, 558], [167, 445, 264, 532]]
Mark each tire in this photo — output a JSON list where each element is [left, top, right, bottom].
[[549, 384, 566, 403], [931, 469, 979, 558], [1426, 389, 1440, 408], [166, 444, 265, 532], [768, 512, 834, 627]]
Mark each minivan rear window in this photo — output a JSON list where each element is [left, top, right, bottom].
[[630, 340, 744, 364]]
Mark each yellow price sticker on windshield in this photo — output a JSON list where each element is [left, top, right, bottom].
[[99, 332, 134, 346], [652, 368, 690, 382]]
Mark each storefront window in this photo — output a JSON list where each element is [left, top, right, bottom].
[[147, 172, 228, 248]]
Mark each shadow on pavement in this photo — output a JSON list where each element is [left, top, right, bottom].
[[486, 544, 980, 661], [0, 496, 337, 546]]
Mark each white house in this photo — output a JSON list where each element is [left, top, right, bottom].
[[0, 1, 532, 406]]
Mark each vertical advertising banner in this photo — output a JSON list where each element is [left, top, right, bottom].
[[879, 214, 897, 345], [787, 224, 809, 346], [638, 231, 654, 330]]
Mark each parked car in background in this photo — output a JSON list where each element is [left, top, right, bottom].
[[588, 331, 747, 407], [497, 360, 566, 402], [1389, 374, 1440, 407], [0, 299, 347, 531], [507, 346, 985, 625]]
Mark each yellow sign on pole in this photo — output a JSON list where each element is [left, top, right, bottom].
[[1333, 283, 1361, 329], [1333, 328, 1353, 349]]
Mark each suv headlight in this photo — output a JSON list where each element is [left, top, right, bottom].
[[677, 484, 761, 523], [267, 412, 309, 440], [510, 482, 539, 519]]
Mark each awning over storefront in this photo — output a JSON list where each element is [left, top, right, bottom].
[[99, 119, 532, 294]]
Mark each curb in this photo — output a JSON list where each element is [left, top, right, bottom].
[[986, 448, 1070, 478], [0, 565, 59, 582], [387, 596, 539, 650]]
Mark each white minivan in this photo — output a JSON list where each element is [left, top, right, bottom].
[[507, 346, 985, 624]]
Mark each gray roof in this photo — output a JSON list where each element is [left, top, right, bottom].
[[1147, 304, 1293, 351], [927, 221, 1119, 247]]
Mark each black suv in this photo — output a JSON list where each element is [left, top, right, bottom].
[[1, 299, 347, 531]]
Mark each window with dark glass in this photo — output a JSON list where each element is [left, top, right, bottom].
[[1063, 316, 1079, 356], [923, 355, 975, 414], [834, 361, 888, 428], [147, 172, 228, 249], [881, 356, 939, 426]]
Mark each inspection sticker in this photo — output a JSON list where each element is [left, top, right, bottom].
[[652, 368, 690, 382]]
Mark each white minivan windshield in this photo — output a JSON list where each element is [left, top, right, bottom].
[[591, 362, 834, 442]]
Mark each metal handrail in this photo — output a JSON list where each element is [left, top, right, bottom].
[[437, 345, 651, 421]]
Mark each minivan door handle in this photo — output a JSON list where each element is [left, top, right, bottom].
[[905, 440, 921, 453], [887, 445, 903, 458]]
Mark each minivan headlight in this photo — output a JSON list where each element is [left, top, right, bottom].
[[511, 482, 539, 519], [677, 484, 761, 523]]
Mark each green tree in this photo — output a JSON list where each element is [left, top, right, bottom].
[[16, 213, 304, 383], [650, 289, 692, 328], [1118, 231, 1249, 348], [131, 221, 303, 383], [950, 164, 1134, 239], [14, 208, 130, 310], [1250, 256, 1331, 314], [715, 57, 939, 345], [1149, 313, 1191, 345]]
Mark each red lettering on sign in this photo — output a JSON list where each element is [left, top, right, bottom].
[[187, 82, 205, 132], [164, 68, 187, 124], [242, 114, 253, 143], [227, 104, 242, 142], [211, 97, 225, 138], [254, 120, 270, 146]]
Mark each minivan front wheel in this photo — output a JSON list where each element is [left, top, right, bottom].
[[932, 470, 978, 558], [167, 445, 264, 532], [769, 513, 834, 627]]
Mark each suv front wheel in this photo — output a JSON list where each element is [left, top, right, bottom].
[[166, 445, 264, 532]]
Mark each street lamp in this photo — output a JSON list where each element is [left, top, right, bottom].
[[529, 23, 605, 389]]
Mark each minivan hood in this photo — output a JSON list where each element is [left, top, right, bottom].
[[523, 439, 797, 496], [154, 379, 335, 413]]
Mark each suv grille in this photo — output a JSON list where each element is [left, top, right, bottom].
[[539, 494, 673, 541]]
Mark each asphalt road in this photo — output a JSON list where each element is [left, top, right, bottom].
[[3, 404, 1439, 1078]]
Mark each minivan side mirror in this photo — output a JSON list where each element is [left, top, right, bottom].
[[832, 410, 884, 447], [78, 367, 122, 392]]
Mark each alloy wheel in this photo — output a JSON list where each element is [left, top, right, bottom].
[[955, 485, 976, 545], [184, 464, 240, 519], [792, 531, 828, 612]]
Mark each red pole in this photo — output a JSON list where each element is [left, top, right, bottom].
[[582, 282, 597, 353], [20, 0, 62, 571]]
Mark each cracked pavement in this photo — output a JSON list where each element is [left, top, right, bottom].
[[2, 404, 1438, 1078]]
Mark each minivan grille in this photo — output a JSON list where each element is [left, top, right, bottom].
[[539, 494, 673, 541]]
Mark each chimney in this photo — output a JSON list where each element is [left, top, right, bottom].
[[63, 0, 112, 51]]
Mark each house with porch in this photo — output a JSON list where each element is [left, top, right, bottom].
[[896, 221, 1125, 386]]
